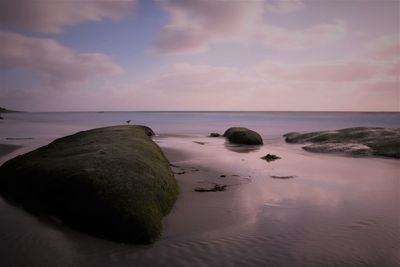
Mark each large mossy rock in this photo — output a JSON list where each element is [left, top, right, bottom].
[[0, 125, 179, 244], [284, 127, 400, 158], [223, 127, 263, 145]]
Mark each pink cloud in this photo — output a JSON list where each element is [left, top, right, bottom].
[[151, 0, 263, 54], [121, 55, 398, 111], [365, 35, 400, 60], [0, 0, 137, 33], [0, 31, 123, 88], [4, 57, 398, 111], [272, 61, 377, 82], [248, 60, 394, 82], [264, 0, 305, 14], [384, 61, 400, 77], [362, 81, 400, 92], [255, 21, 347, 50], [152, 0, 347, 54]]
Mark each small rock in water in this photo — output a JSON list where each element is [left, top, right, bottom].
[[209, 133, 221, 137], [270, 175, 295, 179], [220, 175, 226, 178], [261, 154, 281, 162]]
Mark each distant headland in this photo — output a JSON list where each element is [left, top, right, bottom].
[[0, 107, 21, 113]]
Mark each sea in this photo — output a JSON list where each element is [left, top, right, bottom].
[[0, 111, 399, 267], [1, 111, 399, 143]]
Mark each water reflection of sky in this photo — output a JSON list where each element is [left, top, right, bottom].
[[1, 113, 399, 267]]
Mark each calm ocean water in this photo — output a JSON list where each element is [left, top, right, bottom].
[[0, 111, 399, 267], [1, 111, 399, 142]]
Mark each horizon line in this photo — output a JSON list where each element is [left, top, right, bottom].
[[12, 110, 400, 113]]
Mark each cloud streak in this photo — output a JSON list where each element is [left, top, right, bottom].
[[0, 0, 137, 33], [151, 0, 263, 54], [0, 31, 123, 88], [365, 35, 400, 61]]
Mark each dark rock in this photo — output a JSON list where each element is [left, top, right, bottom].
[[223, 127, 263, 145], [284, 127, 400, 159], [261, 154, 281, 162], [6, 137, 33, 140], [193, 141, 205, 145], [0, 106, 19, 113], [270, 175, 295, 179], [209, 133, 220, 137], [194, 184, 227, 192], [0, 125, 179, 244]]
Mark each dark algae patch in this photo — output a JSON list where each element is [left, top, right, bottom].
[[0, 125, 179, 244], [261, 154, 281, 162], [223, 127, 263, 145], [284, 127, 400, 159], [194, 184, 227, 192]]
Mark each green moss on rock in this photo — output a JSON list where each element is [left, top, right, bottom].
[[0, 125, 179, 244], [223, 127, 263, 145]]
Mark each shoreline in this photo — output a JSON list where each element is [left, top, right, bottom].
[[0, 132, 399, 266], [159, 142, 260, 240], [0, 144, 22, 158]]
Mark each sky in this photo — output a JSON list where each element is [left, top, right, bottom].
[[0, 0, 399, 112]]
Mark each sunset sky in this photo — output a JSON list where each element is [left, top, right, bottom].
[[0, 0, 399, 111]]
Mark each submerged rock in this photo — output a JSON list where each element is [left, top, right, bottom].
[[223, 127, 263, 145], [0, 125, 179, 244], [209, 133, 220, 137], [284, 127, 400, 158]]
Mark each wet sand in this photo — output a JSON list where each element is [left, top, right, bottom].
[[0, 144, 21, 158], [157, 135, 400, 266], [0, 134, 399, 266]]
